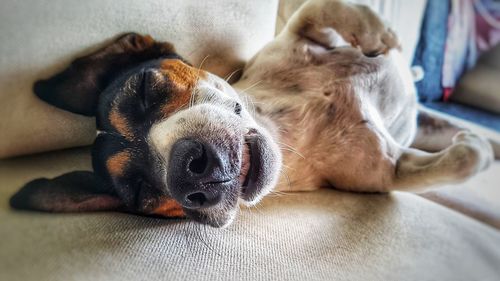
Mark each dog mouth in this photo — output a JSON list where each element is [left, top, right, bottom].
[[239, 142, 251, 188], [238, 129, 264, 202]]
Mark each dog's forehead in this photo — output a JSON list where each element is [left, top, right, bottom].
[[159, 59, 202, 90], [157, 59, 207, 116], [99, 58, 207, 140]]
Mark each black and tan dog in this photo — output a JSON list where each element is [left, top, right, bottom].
[[11, 0, 499, 227]]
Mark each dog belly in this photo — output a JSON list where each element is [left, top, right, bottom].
[[261, 92, 398, 193], [236, 47, 418, 193]]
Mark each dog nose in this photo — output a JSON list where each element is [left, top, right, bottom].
[[168, 139, 226, 209], [183, 190, 221, 209]]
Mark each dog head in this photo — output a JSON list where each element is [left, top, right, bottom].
[[10, 33, 282, 227]]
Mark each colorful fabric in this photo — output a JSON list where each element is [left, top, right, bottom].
[[442, 0, 500, 100], [442, 0, 477, 101], [474, 0, 500, 52], [412, 0, 451, 102]]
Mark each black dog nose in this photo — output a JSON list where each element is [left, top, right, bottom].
[[168, 139, 226, 209], [171, 139, 220, 178]]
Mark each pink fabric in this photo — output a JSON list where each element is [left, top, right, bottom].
[[475, 0, 500, 52], [442, 0, 477, 93], [441, 0, 500, 100]]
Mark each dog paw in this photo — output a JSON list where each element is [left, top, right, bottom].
[[345, 6, 400, 56], [351, 26, 399, 57], [448, 131, 494, 179]]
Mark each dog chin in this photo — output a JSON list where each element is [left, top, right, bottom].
[[184, 207, 238, 228]]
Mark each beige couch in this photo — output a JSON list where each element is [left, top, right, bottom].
[[1, 1, 500, 280]]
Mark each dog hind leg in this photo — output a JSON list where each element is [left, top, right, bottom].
[[390, 131, 494, 192], [412, 109, 500, 160]]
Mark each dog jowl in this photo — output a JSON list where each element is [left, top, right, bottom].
[[10, 33, 282, 228]]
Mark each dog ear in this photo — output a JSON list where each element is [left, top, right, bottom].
[[9, 171, 124, 212], [34, 33, 177, 116]]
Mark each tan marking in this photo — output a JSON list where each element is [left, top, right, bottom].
[[129, 34, 154, 50], [160, 59, 205, 89], [159, 59, 206, 116], [160, 89, 192, 116], [106, 150, 131, 178], [152, 198, 185, 217], [141, 35, 154, 46], [109, 106, 134, 141]]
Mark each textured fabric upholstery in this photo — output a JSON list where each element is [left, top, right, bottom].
[[0, 0, 278, 158], [1, 148, 500, 281]]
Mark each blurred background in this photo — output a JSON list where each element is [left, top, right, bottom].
[[412, 0, 500, 131]]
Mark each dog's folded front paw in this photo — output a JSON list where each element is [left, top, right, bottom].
[[350, 17, 400, 56]]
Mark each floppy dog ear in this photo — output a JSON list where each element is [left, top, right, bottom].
[[9, 171, 124, 212], [34, 33, 177, 116]]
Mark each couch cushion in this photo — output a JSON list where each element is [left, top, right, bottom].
[[451, 44, 500, 114], [1, 148, 500, 281], [0, 0, 279, 158]]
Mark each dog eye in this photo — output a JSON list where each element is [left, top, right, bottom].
[[234, 102, 242, 116]]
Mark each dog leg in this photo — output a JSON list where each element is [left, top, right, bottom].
[[413, 109, 500, 159], [390, 131, 494, 192], [284, 0, 399, 55]]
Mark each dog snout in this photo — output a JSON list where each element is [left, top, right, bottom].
[[168, 138, 230, 209]]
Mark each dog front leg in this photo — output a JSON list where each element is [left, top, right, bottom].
[[284, 0, 399, 56]]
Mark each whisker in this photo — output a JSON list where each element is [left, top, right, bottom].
[[281, 163, 296, 171], [238, 80, 263, 97], [194, 223, 217, 254], [182, 222, 194, 256], [267, 190, 288, 197], [203, 224, 221, 257], [246, 202, 254, 216], [225, 68, 242, 83], [190, 55, 211, 108], [244, 94, 257, 117], [271, 190, 288, 196], [245, 101, 266, 105], [277, 141, 301, 153], [189, 89, 198, 108], [197, 55, 210, 75], [249, 202, 265, 215], [279, 147, 304, 159], [280, 166, 293, 191]]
